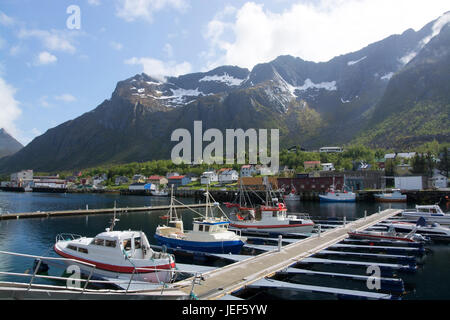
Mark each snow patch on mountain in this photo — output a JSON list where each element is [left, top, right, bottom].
[[380, 72, 394, 81], [347, 56, 367, 66], [399, 12, 450, 65], [297, 78, 337, 92], [199, 72, 246, 86]]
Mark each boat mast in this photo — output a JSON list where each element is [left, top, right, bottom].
[[169, 184, 178, 222]]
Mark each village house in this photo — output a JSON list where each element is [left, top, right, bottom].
[[240, 165, 257, 177], [200, 171, 218, 185], [218, 169, 239, 184], [132, 174, 146, 183], [168, 175, 191, 188], [115, 176, 129, 186], [320, 163, 335, 171], [147, 175, 168, 186], [304, 161, 321, 170]]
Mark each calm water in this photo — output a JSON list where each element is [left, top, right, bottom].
[[0, 191, 449, 300]]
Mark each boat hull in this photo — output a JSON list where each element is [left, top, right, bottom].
[[54, 246, 174, 283], [229, 222, 314, 234], [319, 195, 356, 202], [401, 213, 450, 224], [348, 232, 415, 242], [154, 234, 244, 254]]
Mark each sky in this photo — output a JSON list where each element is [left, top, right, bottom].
[[0, 0, 449, 146]]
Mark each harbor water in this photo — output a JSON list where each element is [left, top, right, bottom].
[[0, 191, 449, 300]]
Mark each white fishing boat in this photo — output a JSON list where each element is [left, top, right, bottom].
[[319, 176, 356, 202], [283, 185, 300, 202], [154, 186, 247, 254], [229, 178, 314, 234], [54, 216, 175, 283], [401, 205, 450, 224], [374, 189, 406, 202], [151, 189, 169, 196]]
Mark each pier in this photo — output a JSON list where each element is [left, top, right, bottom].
[[0, 203, 211, 221], [174, 209, 403, 300]]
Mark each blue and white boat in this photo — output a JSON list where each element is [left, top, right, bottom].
[[154, 187, 246, 254], [319, 177, 356, 203]]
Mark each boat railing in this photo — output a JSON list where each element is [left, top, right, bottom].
[[56, 233, 84, 242], [0, 250, 203, 298]]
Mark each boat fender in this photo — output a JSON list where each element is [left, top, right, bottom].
[[32, 259, 49, 273]]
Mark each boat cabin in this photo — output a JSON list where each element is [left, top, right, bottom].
[[89, 230, 152, 259], [192, 219, 230, 234], [415, 205, 445, 215]]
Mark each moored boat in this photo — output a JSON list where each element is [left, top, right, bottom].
[[283, 185, 300, 202], [54, 217, 175, 283], [402, 205, 450, 224], [154, 187, 246, 254], [374, 189, 406, 202], [229, 178, 314, 234], [319, 177, 356, 202], [380, 217, 450, 241], [348, 226, 428, 243], [151, 189, 169, 196]]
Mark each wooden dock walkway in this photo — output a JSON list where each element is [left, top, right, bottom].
[[175, 209, 403, 300], [0, 203, 211, 221]]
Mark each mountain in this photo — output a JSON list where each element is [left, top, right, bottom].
[[0, 129, 23, 159], [0, 13, 449, 173]]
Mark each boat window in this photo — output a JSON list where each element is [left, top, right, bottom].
[[134, 237, 141, 249], [67, 245, 78, 251], [198, 225, 204, 232], [78, 247, 88, 254], [105, 240, 116, 248], [204, 225, 210, 232], [123, 239, 132, 251], [93, 238, 104, 246]]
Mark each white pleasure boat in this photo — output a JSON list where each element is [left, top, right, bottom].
[[401, 205, 450, 224], [54, 217, 175, 283]]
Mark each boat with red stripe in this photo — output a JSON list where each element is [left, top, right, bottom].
[[54, 217, 175, 283]]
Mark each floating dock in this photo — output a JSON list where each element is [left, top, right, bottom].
[[173, 209, 404, 300], [0, 203, 211, 221]]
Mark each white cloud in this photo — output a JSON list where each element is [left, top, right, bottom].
[[18, 28, 77, 53], [116, 0, 188, 22], [110, 41, 123, 51], [163, 43, 174, 58], [0, 77, 21, 139], [9, 45, 21, 56], [0, 11, 15, 26], [125, 57, 192, 81], [35, 51, 57, 65], [204, 1, 450, 69], [54, 94, 76, 103]]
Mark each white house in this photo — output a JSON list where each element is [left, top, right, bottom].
[[256, 165, 277, 176], [320, 147, 343, 153], [200, 171, 218, 185], [240, 165, 257, 177], [394, 176, 424, 191], [321, 163, 335, 171], [431, 170, 448, 189], [218, 169, 239, 184], [397, 152, 416, 160], [384, 153, 396, 160]]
